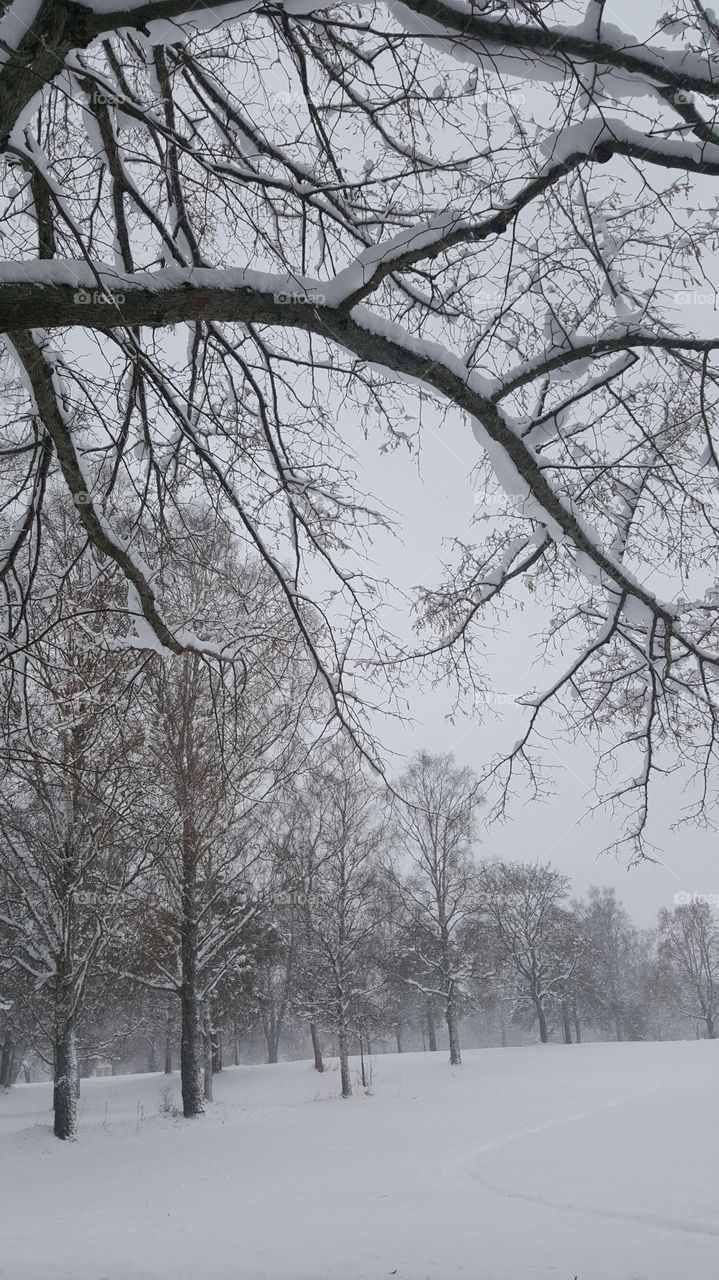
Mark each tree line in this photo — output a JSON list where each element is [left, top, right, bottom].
[[1, 507, 716, 1138]]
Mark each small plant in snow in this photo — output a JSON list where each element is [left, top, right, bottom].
[[158, 1085, 176, 1116]]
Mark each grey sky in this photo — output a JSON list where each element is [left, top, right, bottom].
[[352, 345, 718, 931], [339, 0, 719, 927]]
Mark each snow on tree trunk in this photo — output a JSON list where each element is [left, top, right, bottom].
[[211, 1027, 223, 1073], [53, 1006, 78, 1140], [442, 923, 462, 1066], [203, 1012, 213, 1103], [180, 879, 205, 1118], [164, 998, 173, 1074], [338, 1024, 352, 1099], [446, 994, 462, 1066]]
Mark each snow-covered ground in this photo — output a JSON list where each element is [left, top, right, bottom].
[[1, 1040, 717, 1280]]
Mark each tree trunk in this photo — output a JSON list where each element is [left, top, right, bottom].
[[209, 1008, 221, 1070], [426, 1002, 438, 1052], [309, 1021, 324, 1072], [164, 996, 173, 1074], [535, 1000, 549, 1044], [53, 1011, 78, 1140], [338, 1025, 352, 1098], [446, 995, 462, 1065], [395, 1023, 402, 1054], [0, 1029, 13, 1088], [211, 1025, 223, 1072], [706, 1011, 716, 1039], [572, 1000, 581, 1044], [265, 1025, 279, 1064], [562, 1003, 572, 1044], [440, 925, 461, 1064], [147, 1035, 158, 1073], [180, 878, 205, 1118], [203, 1012, 213, 1103]]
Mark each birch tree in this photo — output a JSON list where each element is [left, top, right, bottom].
[[269, 779, 336, 1072], [286, 754, 382, 1097], [389, 751, 481, 1065], [136, 520, 316, 1116]]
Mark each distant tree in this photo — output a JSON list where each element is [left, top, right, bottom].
[[658, 901, 719, 1040], [255, 917, 297, 1066], [388, 752, 482, 1066], [575, 887, 643, 1042], [372, 873, 436, 1054], [480, 861, 579, 1044], [633, 929, 677, 1044], [288, 755, 383, 1098], [264, 783, 329, 1073]]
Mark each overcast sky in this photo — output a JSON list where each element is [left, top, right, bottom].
[[351, 387, 719, 925], [343, 0, 719, 926]]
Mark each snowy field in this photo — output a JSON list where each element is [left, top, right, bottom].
[[1, 1040, 717, 1280]]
